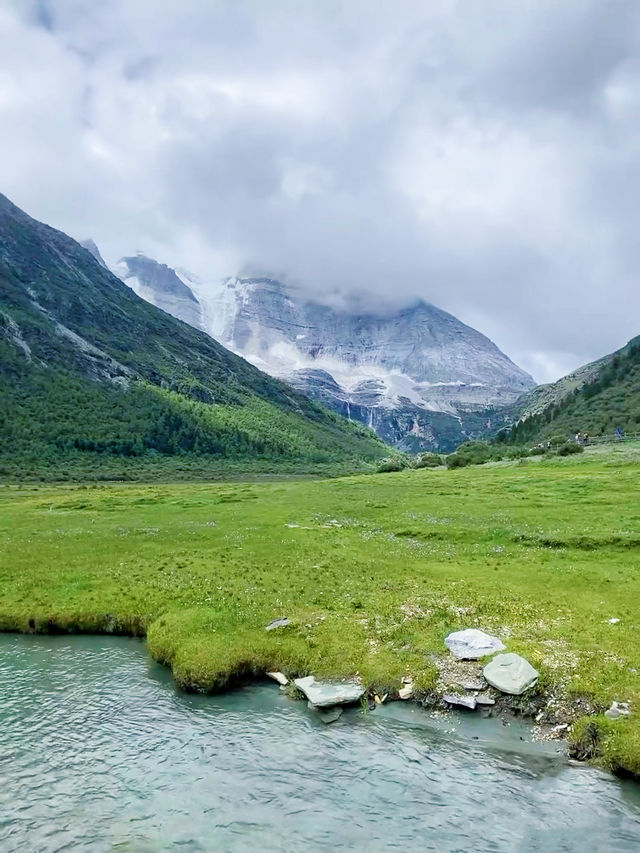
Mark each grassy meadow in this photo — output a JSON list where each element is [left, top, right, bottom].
[[1, 444, 639, 773]]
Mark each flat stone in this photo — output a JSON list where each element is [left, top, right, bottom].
[[266, 671, 288, 686], [475, 694, 496, 706], [398, 685, 414, 700], [443, 693, 477, 710], [294, 675, 364, 707], [444, 629, 506, 660], [265, 618, 291, 631], [483, 653, 539, 695], [461, 679, 487, 691], [307, 702, 343, 724]]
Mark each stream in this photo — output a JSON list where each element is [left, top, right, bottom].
[[1, 634, 639, 852]]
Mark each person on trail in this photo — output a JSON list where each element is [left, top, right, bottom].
[[575, 431, 581, 444], [617, 426, 623, 440]]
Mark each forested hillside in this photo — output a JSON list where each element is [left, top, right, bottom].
[[0, 193, 384, 480], [503, 336, 640, 445]]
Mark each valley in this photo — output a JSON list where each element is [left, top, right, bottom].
[[2, 444, 639, 776]]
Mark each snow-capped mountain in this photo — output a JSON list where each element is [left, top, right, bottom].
[[113, 254, 534, 451]]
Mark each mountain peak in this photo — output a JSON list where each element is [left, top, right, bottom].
[[80, 239, 108, 269]]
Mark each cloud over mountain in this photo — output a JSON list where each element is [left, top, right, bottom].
[[2, 0, 640, 381]]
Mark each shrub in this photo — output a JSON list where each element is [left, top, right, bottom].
[[415, 453, 442, 469], [376, 457, 408, 473], [548, 434, 567, 448], [557, 442, 584, 456]]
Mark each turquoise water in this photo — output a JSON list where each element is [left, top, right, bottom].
[[1, 634, 639, 852]]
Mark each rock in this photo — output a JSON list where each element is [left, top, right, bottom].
[[266, 671, 288, 686], [444, 629, 506, 660], [475, 694, 496, 706], [307, 702, 343, 724], [608, 618, 620, 624], [605, 701, 630, 719], [483, 653, 539, 695], [461, 679, 487, 691], [265, 618, 291, 631], [398, 685, 414, 700], [443, 693, 477, 710], [294, 675, 364, 707]]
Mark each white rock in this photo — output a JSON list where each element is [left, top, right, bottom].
[[483, 653, 539, 695], [475, 694, 496, 706], [398, 685, 414, 700], [444, 629, 506, 660], [266, 671, 288, 686], [294, 675, 364, 707], [608, 618, 620, 624], [605, 701, 630, 719]]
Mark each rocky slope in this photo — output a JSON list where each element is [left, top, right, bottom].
[[114, 259, 534, 451], [0, 193, 384, 480], [116, 253, 206, 331]]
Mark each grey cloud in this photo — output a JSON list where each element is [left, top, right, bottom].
[[2, 0, 640, 382]]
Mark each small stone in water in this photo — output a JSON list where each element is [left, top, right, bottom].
[[294, 676, 364, 707], [443, 693, 477, 710], [266, 671, 288, 686], [307, 702, 343, 724]]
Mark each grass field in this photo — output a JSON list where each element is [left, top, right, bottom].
[[1, 444, 639, 774]]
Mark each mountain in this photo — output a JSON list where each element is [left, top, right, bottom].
[[0, 193, 385, 480], [80, 238, 108, 269], [504, 336, 640, 444], [113, 260, 534, 452]]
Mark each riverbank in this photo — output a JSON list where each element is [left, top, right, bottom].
[[1, 447, 639, 774]]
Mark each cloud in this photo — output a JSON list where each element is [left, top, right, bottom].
[[2, 0, 640, 382]]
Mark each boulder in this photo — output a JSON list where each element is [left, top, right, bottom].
[[294, 675, 364, 707], [444, 629, 506, 660], [483, 653, 539, 695]]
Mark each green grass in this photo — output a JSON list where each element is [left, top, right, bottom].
[[1, 445, 640, 773]]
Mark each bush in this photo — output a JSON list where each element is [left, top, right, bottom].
[[376, 457, 409, 473], [557, 442, 584, 456], [415, 453, 442, 469]]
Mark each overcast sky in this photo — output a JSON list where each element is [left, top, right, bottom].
[[2, 1, 640, 382]]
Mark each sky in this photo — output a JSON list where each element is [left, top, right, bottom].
[[1, 1, 640, 383]]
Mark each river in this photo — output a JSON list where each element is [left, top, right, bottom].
[[1, 634, 639, 852]]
